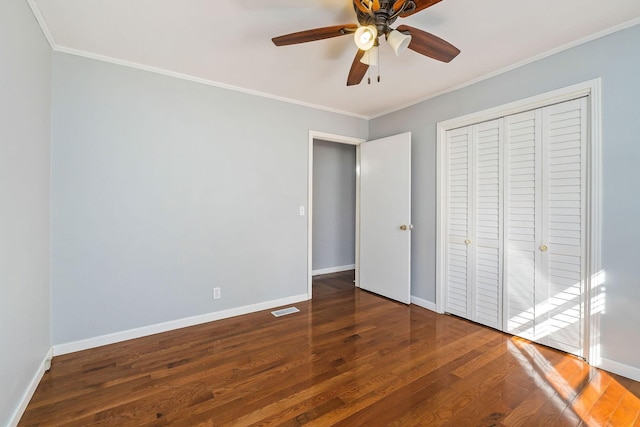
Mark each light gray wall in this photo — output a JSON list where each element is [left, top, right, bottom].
[[51, 53, 367, 345], [312, 140, 356, 271], [370, 24, 640, 370], [0, 1, 52, 425]]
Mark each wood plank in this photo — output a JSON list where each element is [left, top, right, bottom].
[[19, 271, 640, 426]]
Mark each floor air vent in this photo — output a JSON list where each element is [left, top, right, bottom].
[[271, 307, 300, 317]]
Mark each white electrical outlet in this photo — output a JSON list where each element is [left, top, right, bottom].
[[213, 287, 221, 300], [299, 206, 305, 216]]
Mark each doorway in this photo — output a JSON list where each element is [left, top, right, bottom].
[[312, 140, 357, 276], [307, 131, 364, 298]]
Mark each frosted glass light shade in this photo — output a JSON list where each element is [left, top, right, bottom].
[[354, 25, 377, 51], [388, 30, 412, 56], [360, 45, 379, 66]]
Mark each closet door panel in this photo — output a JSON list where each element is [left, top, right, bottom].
[[445, 127, 472, 318], [539, 98, 587, 356], [441, 96, 588, 358], [473, 120, 503, 329], [504, 110, 541, 340]]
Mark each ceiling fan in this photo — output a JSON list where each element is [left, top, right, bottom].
[[272, 0, 460, 86]]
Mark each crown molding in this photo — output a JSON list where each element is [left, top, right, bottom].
[[25, 0, 368, 120], [26, 0, 55, 48], [25, 0, 640, 121], [369, 17, 640, 119], [53, 45, 370, 120]]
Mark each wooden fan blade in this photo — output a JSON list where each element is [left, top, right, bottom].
[[392, 0, 408, 12], [396, 25, 460, 62], [272, 24, 358, 46], [400, 0, 442, 17], [347, 50, 369, 86]]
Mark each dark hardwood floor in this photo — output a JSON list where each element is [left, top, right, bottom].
[[20, 271, 640, 426]]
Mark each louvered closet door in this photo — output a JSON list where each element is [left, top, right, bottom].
[[538, 98, 587, 356], [504, 110, 541, 341], [504, 98, 587, 357], [472, 121, 503, 329], [445, 127, 472, 318], [445, 120, 502, 329]]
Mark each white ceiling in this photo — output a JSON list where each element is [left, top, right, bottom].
[[32, 0, 640, 118]]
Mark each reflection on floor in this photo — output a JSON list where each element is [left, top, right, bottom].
[[20, 270, 640, 426]]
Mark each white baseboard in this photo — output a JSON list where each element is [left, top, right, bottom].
[[53, 294, 309, 356], [312, 264, 355, 276], [411, 296, 437, 312], [598, 357, 640, 382], [8, 347, 53, 427]]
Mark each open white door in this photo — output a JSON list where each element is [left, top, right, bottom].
[[359, 132, 412, 304]]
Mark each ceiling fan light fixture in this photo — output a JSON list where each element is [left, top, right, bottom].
[[387, 29, 412, 56], [354, 25, 378, 51], [360, 45, 379, 66]]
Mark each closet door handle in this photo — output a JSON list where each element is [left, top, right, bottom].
[[540, 244, 549, 252], [465, 239, 472, 246]]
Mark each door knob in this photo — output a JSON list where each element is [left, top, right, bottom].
[[465, 239, 472, 245], [540, 244, 548, 252], [400, 224, 413, 231]]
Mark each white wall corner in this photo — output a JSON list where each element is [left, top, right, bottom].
[[8, 347, 53, 427], [411, 296, 437, 312], [598, 358, 640, 383], [53, 294, 309, 356]]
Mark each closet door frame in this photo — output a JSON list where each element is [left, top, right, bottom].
[[436, 79, 602, 365]]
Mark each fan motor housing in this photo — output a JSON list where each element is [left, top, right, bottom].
[[354, 0, 416, 36]]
